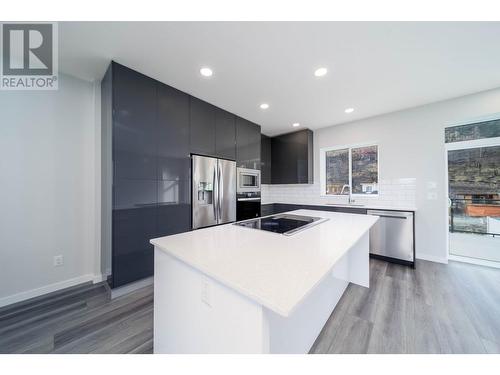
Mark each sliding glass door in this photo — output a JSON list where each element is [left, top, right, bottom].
[[447, 140, 500, 263]]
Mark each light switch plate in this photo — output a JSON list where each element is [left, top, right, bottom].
[[427, 192, 437, 200], [427, 181, 437, 189]]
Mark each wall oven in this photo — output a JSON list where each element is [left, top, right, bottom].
[[237, 168, 261, 193], [236, 168, 261, 221]]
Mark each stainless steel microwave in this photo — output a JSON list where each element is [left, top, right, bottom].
[[237, 167, 261, 193]]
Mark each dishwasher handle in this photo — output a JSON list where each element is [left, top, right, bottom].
[[367, 210, 413, 219]]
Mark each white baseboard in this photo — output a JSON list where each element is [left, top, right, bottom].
[[92, 273, 107, 283], [449, 255, 500, 269], [416, 253, 448, 264], [0, 273, 102, 309], [111, 276, 153, 299]]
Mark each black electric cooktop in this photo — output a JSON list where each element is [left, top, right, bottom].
[[233, 214, 327, 236]]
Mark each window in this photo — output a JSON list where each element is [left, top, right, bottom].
[[325, 148, 349, 195], [322, 144, 378, 196], [351, 145, 378, 194]]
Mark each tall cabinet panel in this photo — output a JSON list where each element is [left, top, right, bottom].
[[190, 97, 216, 157], [261, 134, 272, 184], [111, 63, 158, 288], [157, 84, 191, 237], [113, 64, 157, 180], [215, 108, 236, 160], [236, 117, 261, 169]]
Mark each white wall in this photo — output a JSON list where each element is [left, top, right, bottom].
[[263, 87, 500, 263], [0, 73, 101, 307]]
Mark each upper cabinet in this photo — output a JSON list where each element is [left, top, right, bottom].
[[270, 129, 313, 184], [113, 63, 158, 180], [157, 84, 190, 181], [261, 134, 272, 184], [215, 108, 236, 160], [190, 97, 237, 160], [190, 97, 217, 157], [236, 117, 261, 169]]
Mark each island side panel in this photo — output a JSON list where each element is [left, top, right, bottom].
[[347, 232, 370, 288], [265, 232, 370, 353], [154, 248, 270, 353]]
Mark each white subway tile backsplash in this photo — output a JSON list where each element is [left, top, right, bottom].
[[261, 177, 417, 209]]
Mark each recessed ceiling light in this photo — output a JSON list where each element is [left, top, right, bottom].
[[314, 67, 328, 77], [344, 108, 354, 114], [292, 123, 300, 127], [200, 67, 213, 77], [260, 103, 269, 110]]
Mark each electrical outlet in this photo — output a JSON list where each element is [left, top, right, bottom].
[[201, 277, 211, 307], [53, 255, 63, 267]]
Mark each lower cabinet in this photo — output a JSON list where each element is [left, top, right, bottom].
[[260, 204, 275, 217], [260, 203, 368, 216], [112, 206, 156, 288]]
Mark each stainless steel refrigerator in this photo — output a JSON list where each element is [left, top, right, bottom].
[[192, 155, 236, 229]]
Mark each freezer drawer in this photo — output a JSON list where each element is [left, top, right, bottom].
[[367, 210, 414, 263]]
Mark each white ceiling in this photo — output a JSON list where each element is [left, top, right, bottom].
[[59, 22, 500, 136]]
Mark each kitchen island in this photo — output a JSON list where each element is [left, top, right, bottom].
[[151, 209, 378, 353]]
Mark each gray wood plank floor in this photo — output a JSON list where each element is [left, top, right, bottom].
[[1, 258, 499, 354], [310, 258, 500, 354], [0, 282, 153, 354]]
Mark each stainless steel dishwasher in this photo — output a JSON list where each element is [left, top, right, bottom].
[[367, 210, 415, 267]]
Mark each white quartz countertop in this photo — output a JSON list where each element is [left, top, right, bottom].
[[151, 209, 378, 317], [263, 201, 417, 212]]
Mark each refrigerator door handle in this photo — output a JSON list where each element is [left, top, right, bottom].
[[213, 167, 218, 221], [218, 162, 223, 221]]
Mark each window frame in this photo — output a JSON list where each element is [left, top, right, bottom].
[[320, 142, 379, 197]]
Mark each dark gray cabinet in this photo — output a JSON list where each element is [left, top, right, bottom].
[[190, 97, 216, 157], [215, 108, 236, 160], [157, 83, 191, 238], [113, 63, 157, 180], [157, 84, 190, 181], [236, 117, 261, 169], [110, 63, 158, 288], [190, 98, 236, 160], [261, 203, 274, 217], [271, 129, 313, 184], [103, 62, 192, 289], [261, 203, 367, 216], [261, 134, 272, 184], [102, 61, 260, 289]]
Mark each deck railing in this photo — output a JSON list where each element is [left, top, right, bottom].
[[450, 198, 500, 237]]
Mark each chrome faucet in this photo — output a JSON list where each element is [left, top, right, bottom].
[[340, 184, 350, 195], [340, 184, 355, 205]]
